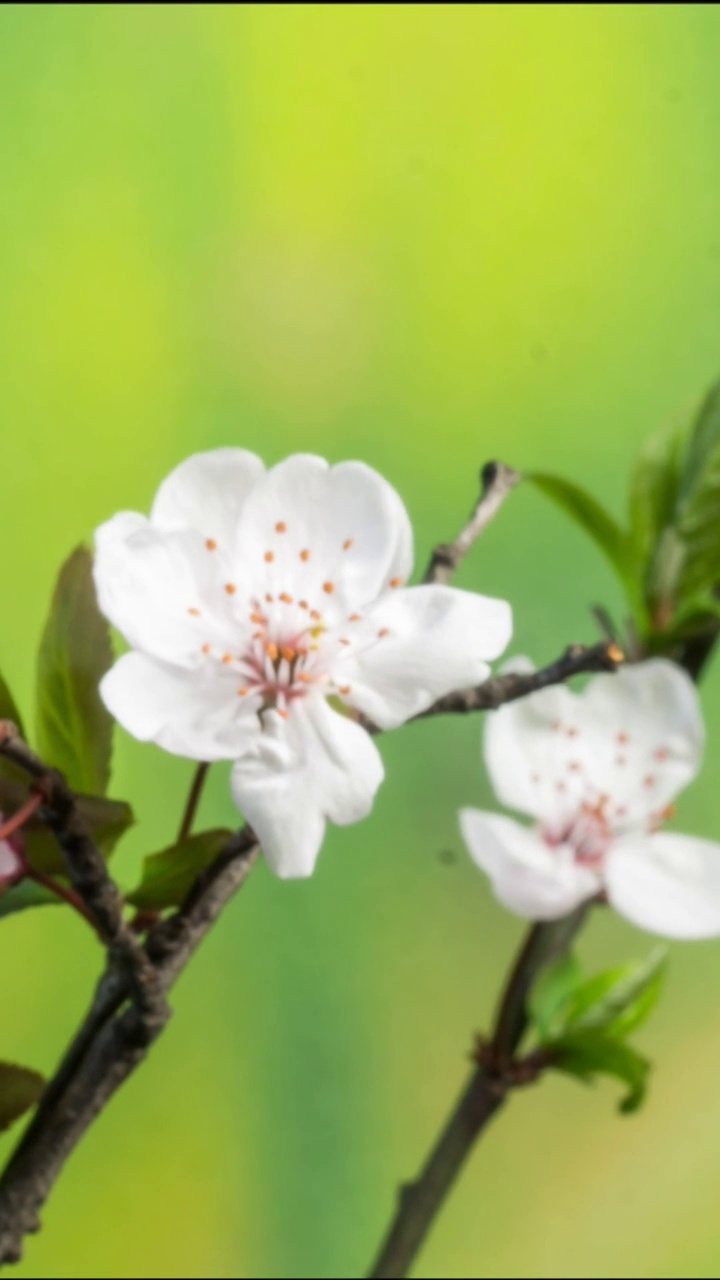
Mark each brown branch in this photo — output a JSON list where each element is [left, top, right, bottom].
[[176, 761, 210, 843], [366, 910, 588, 1279], [423, 462, 520, 585]]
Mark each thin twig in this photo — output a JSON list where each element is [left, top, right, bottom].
[[366, 910, 588, 1279], [176, 762, 210, 843], [423, 462, 521, 585]]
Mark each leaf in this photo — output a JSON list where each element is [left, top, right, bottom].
[[661, 380, 720, 606], [528, 953, 583, 1042], [0, 879, 60, 920], [562, 947, 667, 1039], [0, 1061, 46, 1131], [550, 1030, 651, 1114], [0, 778, 134, 876], [128, 828, 233, 911], [628, 420, 687, 598], [35, 546, 115, 796], [527, 472, 640, 612]]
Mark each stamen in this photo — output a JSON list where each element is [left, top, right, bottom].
[[201, 643, 211, 654], [298, 673, 313, 683], [225, 583, 237, 595], [310, 625, 325, 639], [644, 774, 656, 788], [279, 592, 294, 604], [281, 645, 296, 663], [265, 642, 279, 662], [264, 551, 274, 563], [222, 653, 233, 665], [378, 628, 390, 638], [206, 538, 217, 551], [188, 607, 201, 616], [339, 685, 352, 695], [389, 576, 403, 588], [339, 638, 351, 646], [617, 731, 630, 745], [654, 747, 670, 761], [310, 609, 322, 621], [238, 687, 249, 696], [300, 549, 311, 561], [567, 761, 581, 772], [343, 538, 353, 550], [323, 581, 335, 594], [250, 612, 266, 626], [299, 600, 309, 610], [278, 709, 290, 720], [275, 521, 287, 534], [566, 727, 578, 739], [349, 613, 362, 622], [265, 593, 274, 603]]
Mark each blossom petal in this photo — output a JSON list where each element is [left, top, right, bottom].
[[100, 652, 263, 761], [93, 514, 237, 665], [459, 809, 597, 919], [606, 832, 720, 939], [0, 841, 22, 884], [484, 657, 703, 830], [233, 454, 414, 615], [231, 696, 384, 878], [151, 449, 266, 546], [338, 585, 512, 729]]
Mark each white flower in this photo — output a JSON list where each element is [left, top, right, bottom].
[[95, 450, 512, 878], [459, 658, 720, 939], [0, 834, 22, 890]]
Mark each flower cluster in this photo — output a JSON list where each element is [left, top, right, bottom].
[[94, 448, 720, 941]]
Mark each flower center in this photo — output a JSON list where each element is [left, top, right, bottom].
[[542, 797, 614, 870]]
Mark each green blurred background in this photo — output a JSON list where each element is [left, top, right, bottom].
[[2, 4, 720, 1276]]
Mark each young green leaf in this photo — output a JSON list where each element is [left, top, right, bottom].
[[669, 379, 720, 604], [562, 947, 667, 1039], [628, 421, 686, 594], [528, 952, 583, 1042], [0, 1062, 46, 1131], [0, 879, 59, 920], [128, 828, 234, 912], [35, 546, 115, 796], [550, 1030, 650, 1115], [526, 472, 639, 609]]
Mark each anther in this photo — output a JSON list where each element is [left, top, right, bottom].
[[300, 549, 311, 561], [265, 551, 274, 563], [310, 609, 322, 620], [339, 638, 351, 646], [323, 581, 335, 594], [206, 538, 217, 551], [201, 643, 211, 654], [278, 709, 290, 720], [389, 576, 403, 588], [339, 685, 352, 695], [279, 592, 294, 604], [349, 613, 362, 622], [222, 653, 233, 665], [238, 687, 249, 696], [265, 593, 274, 603], [265, 642, 279, 662], [188, 607, 201, 616], [343, 538, 353, 550], [299, 600, 309, 610], [225, 583, 237, 595], [275, 521, 287, 533], [378, 628, 390, 638], [281, 645, 296, 663]]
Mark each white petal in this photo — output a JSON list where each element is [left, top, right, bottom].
[[233, 454, 414, 616], [0, 840, 21, 883], [100, 652, 263, 761], [93, 514, 237, 665], [606, 831, 720, 939], [484, 657, 704, 831], [231, 696, 384, 878], [582, 659, 703, 825], [151, 449, 265, 547], [459, 809, 597, 919], [338, 585, 512, 729]]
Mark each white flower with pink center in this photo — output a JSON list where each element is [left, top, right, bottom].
[[95, 450, 512, 878], [460, 658, 720, 938]]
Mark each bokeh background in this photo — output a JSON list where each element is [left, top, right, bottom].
[[2, 4, 720, 1276]]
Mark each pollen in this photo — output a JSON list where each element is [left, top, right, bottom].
[[310, 609, 322, 621], [275, 521, 287, 534], [343, 538, 353, 550], [188, 607, 201, 616], [238, 687, 249, 696], [323, 581, 335, 594], [643, 774, 656, 788], [201, 643, 211, 655], [310, 625, 325, 639], [222, 653, 233, 665], [389, 576, 403, 588], [265, 593, 274, 604], [339, 638, 351, 646], [205, 538, 217, 551], [349, 613, 362, 622], [279, 592, 294, 604], [250, 612, 266, 626], [225, 583, 237, 595], [378, 628, 390, 638], [339, 685, 352, 695], [300, 549, 311, 561], [299, 600, 309, 610], [617, 731, 630, 745], [607, 642, 625, 664], [298, 672, 313, 683], [277, 709, 290, 720], [264, 551, 274, 563], [281, 645, 296, 663], [265, 641, 279, 662]]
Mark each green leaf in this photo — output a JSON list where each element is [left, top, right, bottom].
[[628, 420, 687, 597], [527, 472, 639, 611], [550, 1030, 651, 1114], [0, 879, 60, 920], [35, 546, 115, 796], [0, 777, 134, 876], [528, 953, 583, 1042], [0, 1061, 46, 1131], [563, 947, 667, 1039], [128, 828, 233, 911]]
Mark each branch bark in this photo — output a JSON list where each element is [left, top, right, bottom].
[[423, 462, 520, 585]]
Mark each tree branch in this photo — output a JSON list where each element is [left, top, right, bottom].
[[423, 462, 520, 585], [366, 910, 588, 1279]]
